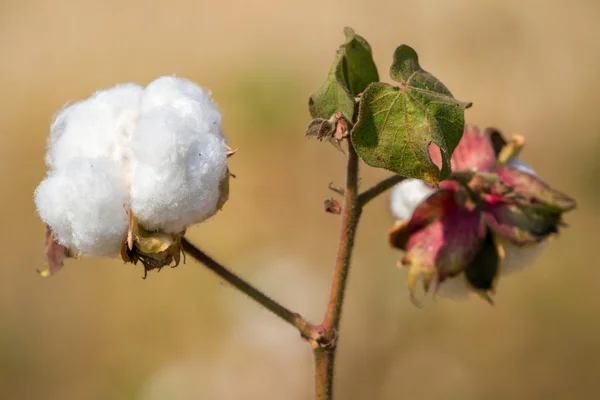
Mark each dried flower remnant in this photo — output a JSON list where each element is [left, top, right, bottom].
[[35, 76, 232, 277], [324, 198, 342, 214], [388, 125, 576, 303]]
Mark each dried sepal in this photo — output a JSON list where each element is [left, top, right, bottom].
[[494, 165, 576, 213], [121, 215, 184, 278], [324, 198, 342, 214], [216, 169, 231, 211], [462, 230, 502, 303], [305, 111, 351, 152], [38, 225, 75, 277]]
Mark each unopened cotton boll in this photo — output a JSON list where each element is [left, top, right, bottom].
[[34, 158, 130, 256]]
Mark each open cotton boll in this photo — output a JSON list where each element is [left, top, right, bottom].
[[34, 157, 130, 256], [46, 83, 143, 172], [130, 108, 229, 233]]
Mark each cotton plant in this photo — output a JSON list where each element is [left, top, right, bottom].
[[33, 28, 576, 400]]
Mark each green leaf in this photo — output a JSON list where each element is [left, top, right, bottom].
[[308, 48, 355, 121], [351, 45, 471, 184], [342, 27, 379, 96], [308, 27, 379, 122]]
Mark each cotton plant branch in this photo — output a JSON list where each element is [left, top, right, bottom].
[[180, 237, 318, 341], [358, 174, 405, 206]]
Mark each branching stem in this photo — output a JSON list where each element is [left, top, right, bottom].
[[358, 174, 405, 207], [181, 237, 318, 340]]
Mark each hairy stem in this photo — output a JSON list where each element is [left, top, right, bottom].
[[314, 143, 361, 400], [358, 174, 405, 206], [181, 237, 317, 339]]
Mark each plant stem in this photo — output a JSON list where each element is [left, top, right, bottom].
[[314, 143, 362, 400], [181, 237, 317, 339], [358, 174, 404, 206]]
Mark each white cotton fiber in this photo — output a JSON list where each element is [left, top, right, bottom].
[[141, 76, 223, 138], [46, 83, 144, 171], [130, 108, 228, 233], [35, 158, 130, 256], [34, 76, 229, 256]]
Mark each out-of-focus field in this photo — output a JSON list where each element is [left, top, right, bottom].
[[1, 1, 599, 399]]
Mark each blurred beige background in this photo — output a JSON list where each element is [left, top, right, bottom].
[[1, 0, 599, 399]]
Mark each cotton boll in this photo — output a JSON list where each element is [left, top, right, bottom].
[[46, 83, 143, 172], [130, 109, 229, 233], [389, 179, 435, 220], [34, 157, 130, 256], [141, 76, 223, 139]]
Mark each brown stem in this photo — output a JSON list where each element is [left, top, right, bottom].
[[358, 174, 405, 207], [181, 237, 317, 340], [314, 143, 361, 399]]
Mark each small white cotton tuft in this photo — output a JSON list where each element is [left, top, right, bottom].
[[389, 179, 435, 220], [35, 158, 129, 256]]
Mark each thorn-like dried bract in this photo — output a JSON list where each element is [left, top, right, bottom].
[[389, 125, 576, 302], [121, 215, 183, 278], [34, 76, 231, 276]]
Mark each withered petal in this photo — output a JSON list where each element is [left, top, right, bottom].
[[483, 201, 562, 246], [429, 125, 497, 172], [401, 194, 486, 298], [39, 225, 70, 277], [493, 165, 576, 212]]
